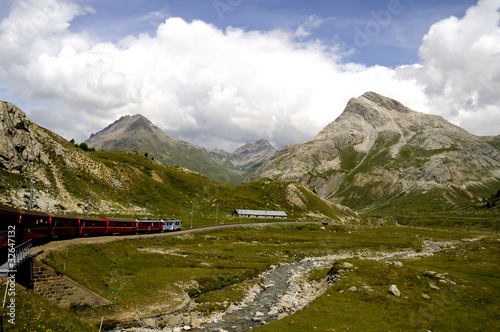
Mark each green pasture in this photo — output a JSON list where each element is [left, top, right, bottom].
[[37, 223, 499, 331]]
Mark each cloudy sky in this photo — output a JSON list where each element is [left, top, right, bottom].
[[0, 0, 499, 151]]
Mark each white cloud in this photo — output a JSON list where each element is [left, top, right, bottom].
[[0, 0, 498, 152], [400, 0, 500, 135]]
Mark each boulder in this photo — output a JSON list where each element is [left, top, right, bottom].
[[389, 285, 400, 297], [342, 262, 354, 269]]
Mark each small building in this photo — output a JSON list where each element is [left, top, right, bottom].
[[231, 209, 287, 219]]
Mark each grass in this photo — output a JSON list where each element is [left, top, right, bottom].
[[41, 222, 500, 330]]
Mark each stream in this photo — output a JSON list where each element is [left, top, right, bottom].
[[193, 257, 335, 331]]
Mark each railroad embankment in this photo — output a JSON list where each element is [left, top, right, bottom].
[[32, 259, 110, 308]]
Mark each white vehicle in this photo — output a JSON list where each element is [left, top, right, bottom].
[[162, 218, 182, 232]]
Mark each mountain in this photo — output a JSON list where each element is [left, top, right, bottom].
[[85, 114, 244, 184], [209, 139, 278, 178], [0, 101, 355, 222], [251, 92, 500, 213]]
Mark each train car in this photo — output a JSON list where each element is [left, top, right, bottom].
[[136, 219, 164, 233], [162, 218, 182, 232], [80, 216, 108, 235], [0, 205, 22, 261], [48, 213, 80, 237], [18, 208, 51, 245], [101, 217, 137, 234]]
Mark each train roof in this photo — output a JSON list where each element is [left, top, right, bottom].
[[47, 213, 81, 220], [18, 208, 50, 218], [0, 204, 20, 214], [101, 216, 136, 222], [79, 216, 106, 222]]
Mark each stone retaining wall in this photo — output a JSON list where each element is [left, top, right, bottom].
[[32, 259, 111, 308]]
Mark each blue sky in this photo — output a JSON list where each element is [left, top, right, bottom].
[[65, 0, 478, 67], [0, 0, 498, 150]]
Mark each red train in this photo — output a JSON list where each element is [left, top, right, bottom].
[[0, 204, 181, 259]]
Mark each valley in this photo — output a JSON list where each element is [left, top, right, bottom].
[[0, 93, 499, 331]]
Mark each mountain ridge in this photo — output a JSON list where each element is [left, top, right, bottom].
[[209, 139, 278, 178], [85, 114, 245, 184], [86, 114, 279, 184], [251, 92, 500, 212]]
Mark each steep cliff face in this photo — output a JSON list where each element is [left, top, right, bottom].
[[252, 92, 500, 212], [0, 101, 43, 172]]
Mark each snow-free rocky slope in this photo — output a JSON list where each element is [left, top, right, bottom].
[[252, 92, 500, 212]]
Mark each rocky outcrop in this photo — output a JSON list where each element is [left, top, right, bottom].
[[0, 101, 42, 172], [252, 92, 500, 211]]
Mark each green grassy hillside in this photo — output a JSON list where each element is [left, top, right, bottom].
[[0, 129, 353, 223]]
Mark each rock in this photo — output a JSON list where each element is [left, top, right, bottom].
[[362, 285, 374, 292], [0, 101, 43, 172], [277, 313, 289, 320], [393, 261, 403, 267], [268, 309, 279, 316], [143, 317, 157, 327], [183, 326, 192, 331], [421, 293, 430, 300], [191, 318, 202, 328], [389, 285, 400, 297], [342, 262, 354, 269], [429, 283, 440, 290], [166, 315, 182, 326], [347, 286, 357, 292], [182, 315, 192, 325]]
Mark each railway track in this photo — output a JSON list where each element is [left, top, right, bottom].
[[33, 221, 309, 260]]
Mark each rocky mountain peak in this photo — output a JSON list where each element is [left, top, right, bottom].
[[85, 114, 173, 152], [85, 114, 244, 184], [361, 91, 411, 114], [253, 92, 500, 212]]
